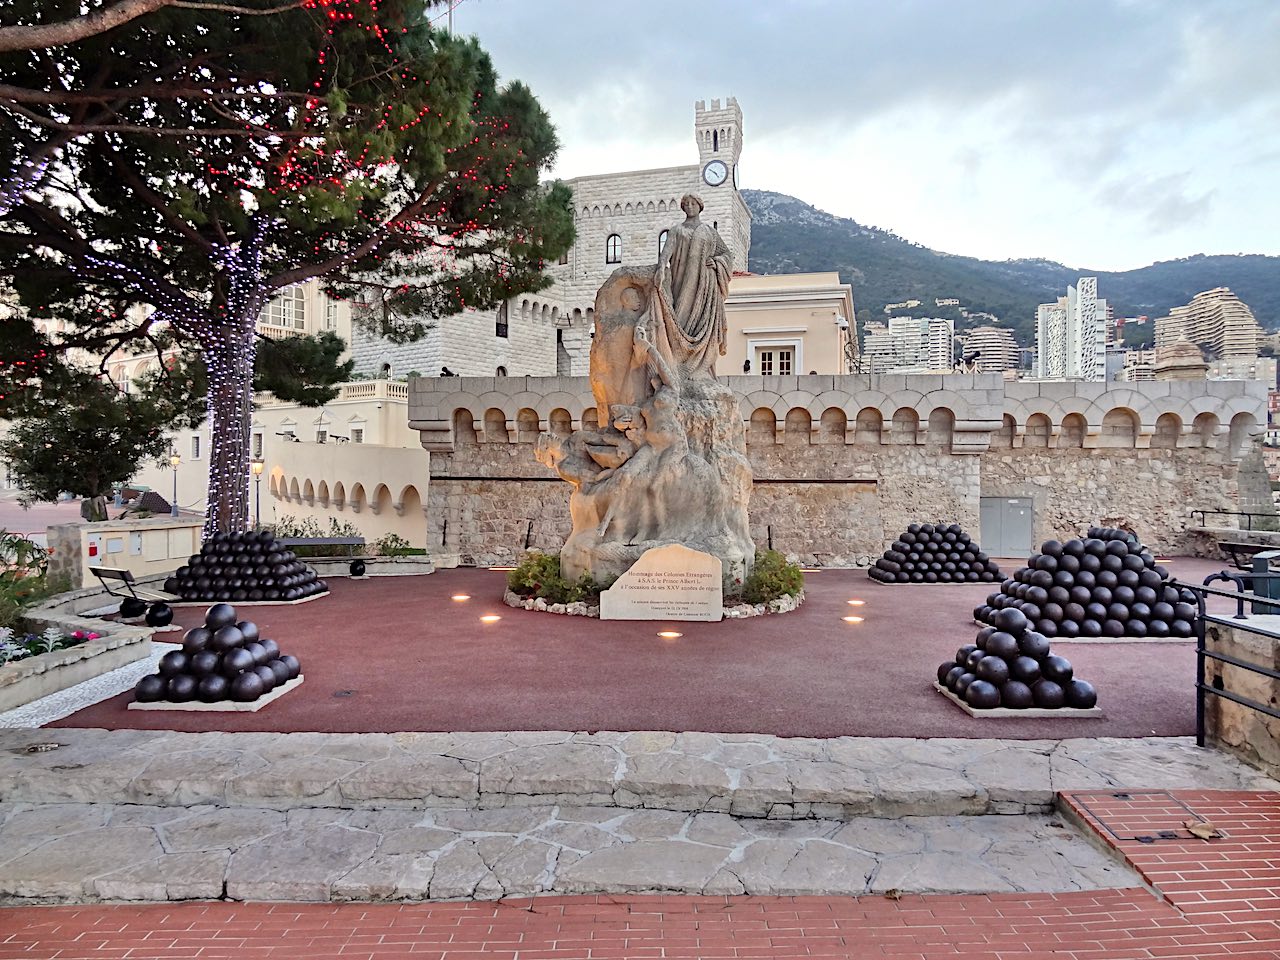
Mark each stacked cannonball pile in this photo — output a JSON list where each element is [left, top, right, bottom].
[[936, 605, 1097, 711], [868, 522, 1001, 584], [972, 527, 1197, 639], [134, 603, 302, 705], [163, 529, 327, 603]]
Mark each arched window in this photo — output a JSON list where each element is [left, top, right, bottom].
[[712, 129, 719, 152], [605, 234, 621, 264], [657, 230, 668, 257], [496, 366, 507, 377]]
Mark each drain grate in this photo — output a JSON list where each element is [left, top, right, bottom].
[[1074, 790, 1220, 842], [332, 689, 355, 698]]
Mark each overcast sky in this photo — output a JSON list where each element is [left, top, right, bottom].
[[451, 0, 1279, 272]]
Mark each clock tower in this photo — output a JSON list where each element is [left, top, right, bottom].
[[693, 97, 750, 272]]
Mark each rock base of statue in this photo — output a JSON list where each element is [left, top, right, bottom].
[[537, 261, 753, 592]]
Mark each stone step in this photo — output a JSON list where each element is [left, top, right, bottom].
[[0, 800, 1142, 903], [1, 728, 1274, 819]]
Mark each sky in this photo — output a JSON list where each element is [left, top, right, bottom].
[[450, 0, 1280, 272]]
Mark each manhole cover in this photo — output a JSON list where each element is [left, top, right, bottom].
[[332, 689, 355, 698], [1074, 790, 1220, 842]]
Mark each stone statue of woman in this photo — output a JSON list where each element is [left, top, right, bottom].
[[654, 193, 732, 378]]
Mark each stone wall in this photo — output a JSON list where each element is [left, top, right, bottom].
[[1203, 618, 1280, 779], [409, 374, 1267, 566]]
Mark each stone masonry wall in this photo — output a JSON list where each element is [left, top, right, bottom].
[[409, 374, 1267, 567]]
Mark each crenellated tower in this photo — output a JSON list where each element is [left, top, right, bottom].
[[693, 97, 750, 275]]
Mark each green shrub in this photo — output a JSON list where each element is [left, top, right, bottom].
[[735, 550, 805, 605], [506, 552, 609, 604], [373, 532, 412, 556]]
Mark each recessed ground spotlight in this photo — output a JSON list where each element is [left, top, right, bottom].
[[801, 568, 822, 573], [657, 631, 683, 639], [480, 615, 502, 623], [846, 599, 866, 606], [842, 616, 864, 623], [488, 566, 517, 571], [451, 594, 471, 601]]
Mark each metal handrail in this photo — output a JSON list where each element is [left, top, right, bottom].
[[1174, 577, 1280, 747], [1190, 509, 1280, 531]]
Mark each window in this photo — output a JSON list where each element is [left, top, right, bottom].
[[316, 429, 327, 444], [496, 366, 507, 377], [713, 129, 719, 152], [190, 435, 201, 459], [324, 296, 339, 331], [756, 348, 794, 377], [558, 249, 569, 265], [351, 428, 364, 444], [260, 287, 306, 329], [495, 301, 509, 338], [252, 433, 263, 458], [605, 233, 621, 264], [657, 230, 668, 257]]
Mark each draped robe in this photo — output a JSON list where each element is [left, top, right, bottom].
[[654, 216, 732, 378]]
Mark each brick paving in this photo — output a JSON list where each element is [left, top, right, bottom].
[[3, 789, 1277, 959]]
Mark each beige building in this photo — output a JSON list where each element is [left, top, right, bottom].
[[1156, 287, 1262, 360], [1208, 356, 1276, 384], [960, 326, 1020, 373], [723, 273, 856, 376]]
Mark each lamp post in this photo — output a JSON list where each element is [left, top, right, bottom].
[[251, 458, 265, 529], [169, 453, 181, 517]]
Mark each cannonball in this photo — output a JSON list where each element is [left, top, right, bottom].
[[1059, 554, 1081, 576], [985, 631, 1020, 660], [1138, 569, 1164, 591], [1069, 584, 1093, 607], [976, 655, 1010, 686], [1032, 679, 1066, 709], [1102, 618, 1126, 637], [1030, 570, 1055, 590], [973, 605, 988, 622], [1174, 601, 1198, 622], [1097, 570, 1119, 590], [921, 523, 935, 535], [980, 571, 996, 582], [994, 607, 1028, 634], [1082, 538, 1104, 557], [956, 643, 979, 665], [965, 679, 1001, 709], [163, 577, 179, 595], [197, 674, 230, 702], [938, 660, 959, 684], [190, 650, 221, 676], [1105, 539, 1129, 557], [976, 626, 996, 648], [230, 589, 247, 602], [1147, 619, 1171, 638], [235, 621, 259, 642], [1057, 619, 1081, 639], [965, 648, 986, 672], [1042, 602, 1065, 624], [248, 588, 265, 601], [119, 596, 148, 619], [1064, 679, 1097, 709], [253, 663, 277, 692], [1000, 680, 1034, 709], [182, 627, 213, 655], [1063, 602, 1086, 624], [1100, 554, 1124, 574], [909, 572, 924, 583], [1091, 586, 1113, 607], [1026, 585, 1050, 607], [242, 641, 267, 667], [145, 602, 175, 628], [1041, 655, 1073, 684], [1010, 655, 1042, 685], [230, 671, 265, 702], [134, 674, 167, 702], [1053, 570, 1075, 589], [1122, 554, 1146, 573], [158, 650, 190, 678], [166, 674, 198, 702], [1129, 601, 1152, 623], [1035, 618, 1059, 638], [205, 602, 237, 629], [1079, 554, 1102, 575], [194, 576, 213, 593], [1080, 619, 1102, 637], [1084, 602, 1109, 623], [927, 571, 941, 583], [279, 654, 301, 680], [1020, 602, 1043, 623], [211, 625, 244, 652], [1170, 619, 1194, 638], [221, 646, 255, 677], [1048, 585, 1071, 605], [954, 672, 977, 698], [1019, 631, 1052, 659], [1000, 579, 1017, 594], [1126, 619, 1149, 638], [1041, 540, 1063, 557], [268, 657, 292, 685], [1062, 539, 1085, 557], [1113, 585, 1136, 606], [1135, 586, 1159, 607], [1105, 602, 1128, 623]]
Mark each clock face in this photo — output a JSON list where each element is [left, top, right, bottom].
[[702, 160, 728, 186]]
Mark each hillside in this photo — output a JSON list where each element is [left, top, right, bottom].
[[743, 189, 1280, 346]]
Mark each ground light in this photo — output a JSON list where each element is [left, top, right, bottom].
[[489, 566, 517, 571], [842, 616, 864, 623], [846, 599, 866, 606], [657, 631, 683, 639], [480, 615, 502, 623], [451, 594, 470, 601]]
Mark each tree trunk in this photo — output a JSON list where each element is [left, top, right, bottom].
[[201, 317, 257, 535]]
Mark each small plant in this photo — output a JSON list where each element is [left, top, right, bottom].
[[507, 552, 609, 604], [0, 624, 98, 665], [734, 550, 805, 605], [37, 626, 63, 654], [373, 532, 412, 556]]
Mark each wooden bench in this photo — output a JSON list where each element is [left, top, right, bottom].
[[1217, 541, 1276, 571], [89, 566, 173, 602]]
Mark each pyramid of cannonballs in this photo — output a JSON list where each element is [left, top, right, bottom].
[[868, 522, 1001, 584], [134, 603, 302, 705], [163, 529, 327, 603], [973, 526, 1197, 639], [936, 605, 1097, 710]]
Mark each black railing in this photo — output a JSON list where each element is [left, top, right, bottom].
[[1190, 509, 1280, 531], [1176, 575, 1280, 747]]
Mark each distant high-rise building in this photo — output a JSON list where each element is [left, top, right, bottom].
[[960, 326, 1020, 373], [1034, 277, 1107, 380], [860, 316, 953, 373], [1155, 287, 1262, 360], [1208, 356, 1277, 384]]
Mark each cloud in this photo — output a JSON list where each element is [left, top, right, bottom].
[[1097, 173, 1215, 233]]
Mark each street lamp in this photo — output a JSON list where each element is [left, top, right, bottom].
[[168, 453, 181, 517], [251, 458, 265, 529]]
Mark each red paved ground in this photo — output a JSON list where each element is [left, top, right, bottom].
[[51, 558, 1237, 739], [4, 790, 1277, 960]]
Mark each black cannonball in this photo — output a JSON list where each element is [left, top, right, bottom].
[[1041, 540, 1063, 557], [1105, 539, 1129, 557], [1000, 579, 1016, 594], [248, 588, 265, 602], [194, 576, 213, 594], [956, 643, 979, 665], [1035, 618, 1058, 638], [119, 596, 148, 619], [909, 572, 924, 584], [1100, 618, 1124, 637], [1138, 569, 1163, 591], [205, 603, 237, 629], [1080, 618, 1102, 637], [1082, 538, 1104, 557], [1020, 602, 1043, 622], [242, 640, 267, 666], [1134, 586, 1158, 608], [1053, 570, 1076, 589], [1147, 619, 1171, 638], [230, 671, 265, 702], [1062, 539, 1085, 557], [1129, 601, 1152, 623], [1042, 602, 1065, 624], [1048, 585, 1071, 606], [1070, 583, 1093, 606], [145, 602, 175, 628], [980, 571, 996, 582], [163, 577, 179, 595], [976, 626, 996, 648], [973, 605, 988, 621], [1101, 554, 1124, 574], [896, 572, 911, 583], [994, 607, 1028, 634], [1096, 570, 1119, 590], [1030, 570, 1055, 590], [976, 655, 1010, 686], [1161, 585, 1181, 605], [158, 650, 190, 678], [230, 589, 247, 602], [1025, 586, 1049, 607], [1174, 602, 1198, 622], [279, 654, 301, 680], [1001, 680, 1034, 709], [190, 650, 221, 676], [1091, 586, 1113, 607], [268, 657, 292, 685], [939, 660, 959, 684], [258, 529, 275, 544], [183, 627, 213, 655], [134, 673, 167, 702], [197, 674, 230, 702], [253, 663, 277, 692], [1064, 602, 1086, 624], [965, 648, 986, 672], [1032, 679, 1066, 708], [986, 631, 1020, 660], [954, 672, 977, 698], [927, 571, 941, 583], [221, 646, 255, 677], [211, 625, 244, 652], [1058, 556, 1081, 578], [1009, 655, 1042, 685], [1079, 554, 1102, 575], [167, 674, 198, 702], [1126, 619, 1149, 638], [1121, 554, 1145, 573], [921, 523, 935, 535], [1084, 601, 1108, 622], [1170, 619, 1194, 638], [1064, 679, 1097, 709], [1058, 619, 1081, 639], [1041, 655, 1073, 684], [1112, 584, 1136, 606], [966, 679, 1001, 709], [1018, 631, 1051, 660]]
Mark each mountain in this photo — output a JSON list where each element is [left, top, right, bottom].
[[743, 189, 1280, 346]]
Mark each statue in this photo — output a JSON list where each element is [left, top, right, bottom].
[[538, 195, 754, 590]]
